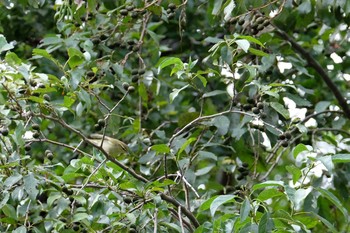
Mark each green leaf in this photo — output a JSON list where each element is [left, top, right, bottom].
[[178, 137, 197, 156], [240, 198, 251, 222], [316, 155, 334, 173], [312, 213, 338, 233], [23, 172, 39, 201], [169, 84, 189, 103], [156, 57, 184, 70], [257, 188, 284, 201], [259, 212, 274, 233], [195, 164, 215, 176], [270, 102, 290, 119], [252, 181, 284, 192], [178, 112, 199, 128], [4, 173, 23, 188], [286, 165, 302, 184], [151, 144, 170, 153], [212, 0, 223, 15], [249, 48, 269, 57], [211, 115, 230, 135], [236, 35, 264, 47], [332, 154, 350, 163], [67, 47, 84, 69], [315, 101, 330, 113], [298, 0, 312, 14], [2, 204, 17, 219], [73, 213, 89, 222], [317, 188, 348, 218], [235, 39, 250, 52], [5, 52, 21, 65], [293, 143, 309, 158], [0, 34, 14, 53], [202, 90, 227, 98], [223, 0, 236, 21], [147, 4, 162, 16], [210, 195, 236, 216]]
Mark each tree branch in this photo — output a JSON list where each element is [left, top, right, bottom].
[[273, 26, 350, 119]]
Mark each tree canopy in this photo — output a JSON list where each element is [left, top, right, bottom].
[[1, 0, 350, 232]]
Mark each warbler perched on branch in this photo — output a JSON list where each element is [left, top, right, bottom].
[[87, 134, 128, 158]]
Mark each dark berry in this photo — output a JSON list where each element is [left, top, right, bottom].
[[131, 75, 139, 83], [32, 123, 40, 131], [278, 134, 286, 140], [24, 144, 31, 151], [0, 128, 9, 136], [122, 82, 130, 91], [120, 9, 129, 16], [128, 86, 135, 92], [124, 196, 132, 204], [47, 152, 54, 160], [87, 71, 95, 77], [138, 68, 146, 75], [252, 107, 260, 114], [98, 119, 106, 127], [281, 140, 289, 148], [33, 131, 40, 139], [94, 124, 102, 131], [285, 131, 292, 140], [131, 69, 139, 75], [43, 94, 51, 101], [243, 104, 252, 111], [257, 102, 264, 109], [168, 3, 176, 10]]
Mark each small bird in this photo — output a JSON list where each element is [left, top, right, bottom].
[[87, 134, 128, 158]]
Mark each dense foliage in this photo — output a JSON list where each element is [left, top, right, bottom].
[[1, 0, 350, 232]]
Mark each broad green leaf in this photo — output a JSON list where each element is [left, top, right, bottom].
[[285, 93, 312, 107], [151, 144, 170, 153], [202, 90, 226, 98], [312, 213, 338, 233], [67, 47, 84, 69], [286, 165, 302, 184], [212, 0, 223, 15], [258, 212, 274, 233], [317, 155, 334, 173], [211, 115, 230, 135], [2, 204, 17, 219], [317, 188, 348, 218], [240, 198, 251, 222], [198, 151, 217, 161], [178, 112, 199, 128], [5, 52, 21, 65], [0, 34, 14, 53], [235, 39, 250, 53], [195, 164, 215, 176], [210, 195, 236, 216], [257, 188, 284, 201], [237, 35, 264, 47], [293, 143, 309, 158], [178, 137, 197, 156], [298, 0, 312, 14], [199, 196, 218, 211], [315, 101, 330, 113], [169, 84, 189, 103], [294, 213, 319, 229], [23, 172, 39, 201], [73, 213, 89, 222], [156, 57, 184, 70], [249, 48, 269, 56], [252, 181, 284, 192], [223, 0, 236, 21], [270, 102, 290, 119], [4, 173, 23, 188], [332, 154, 350, 163], [147, 4, 162, 16]]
